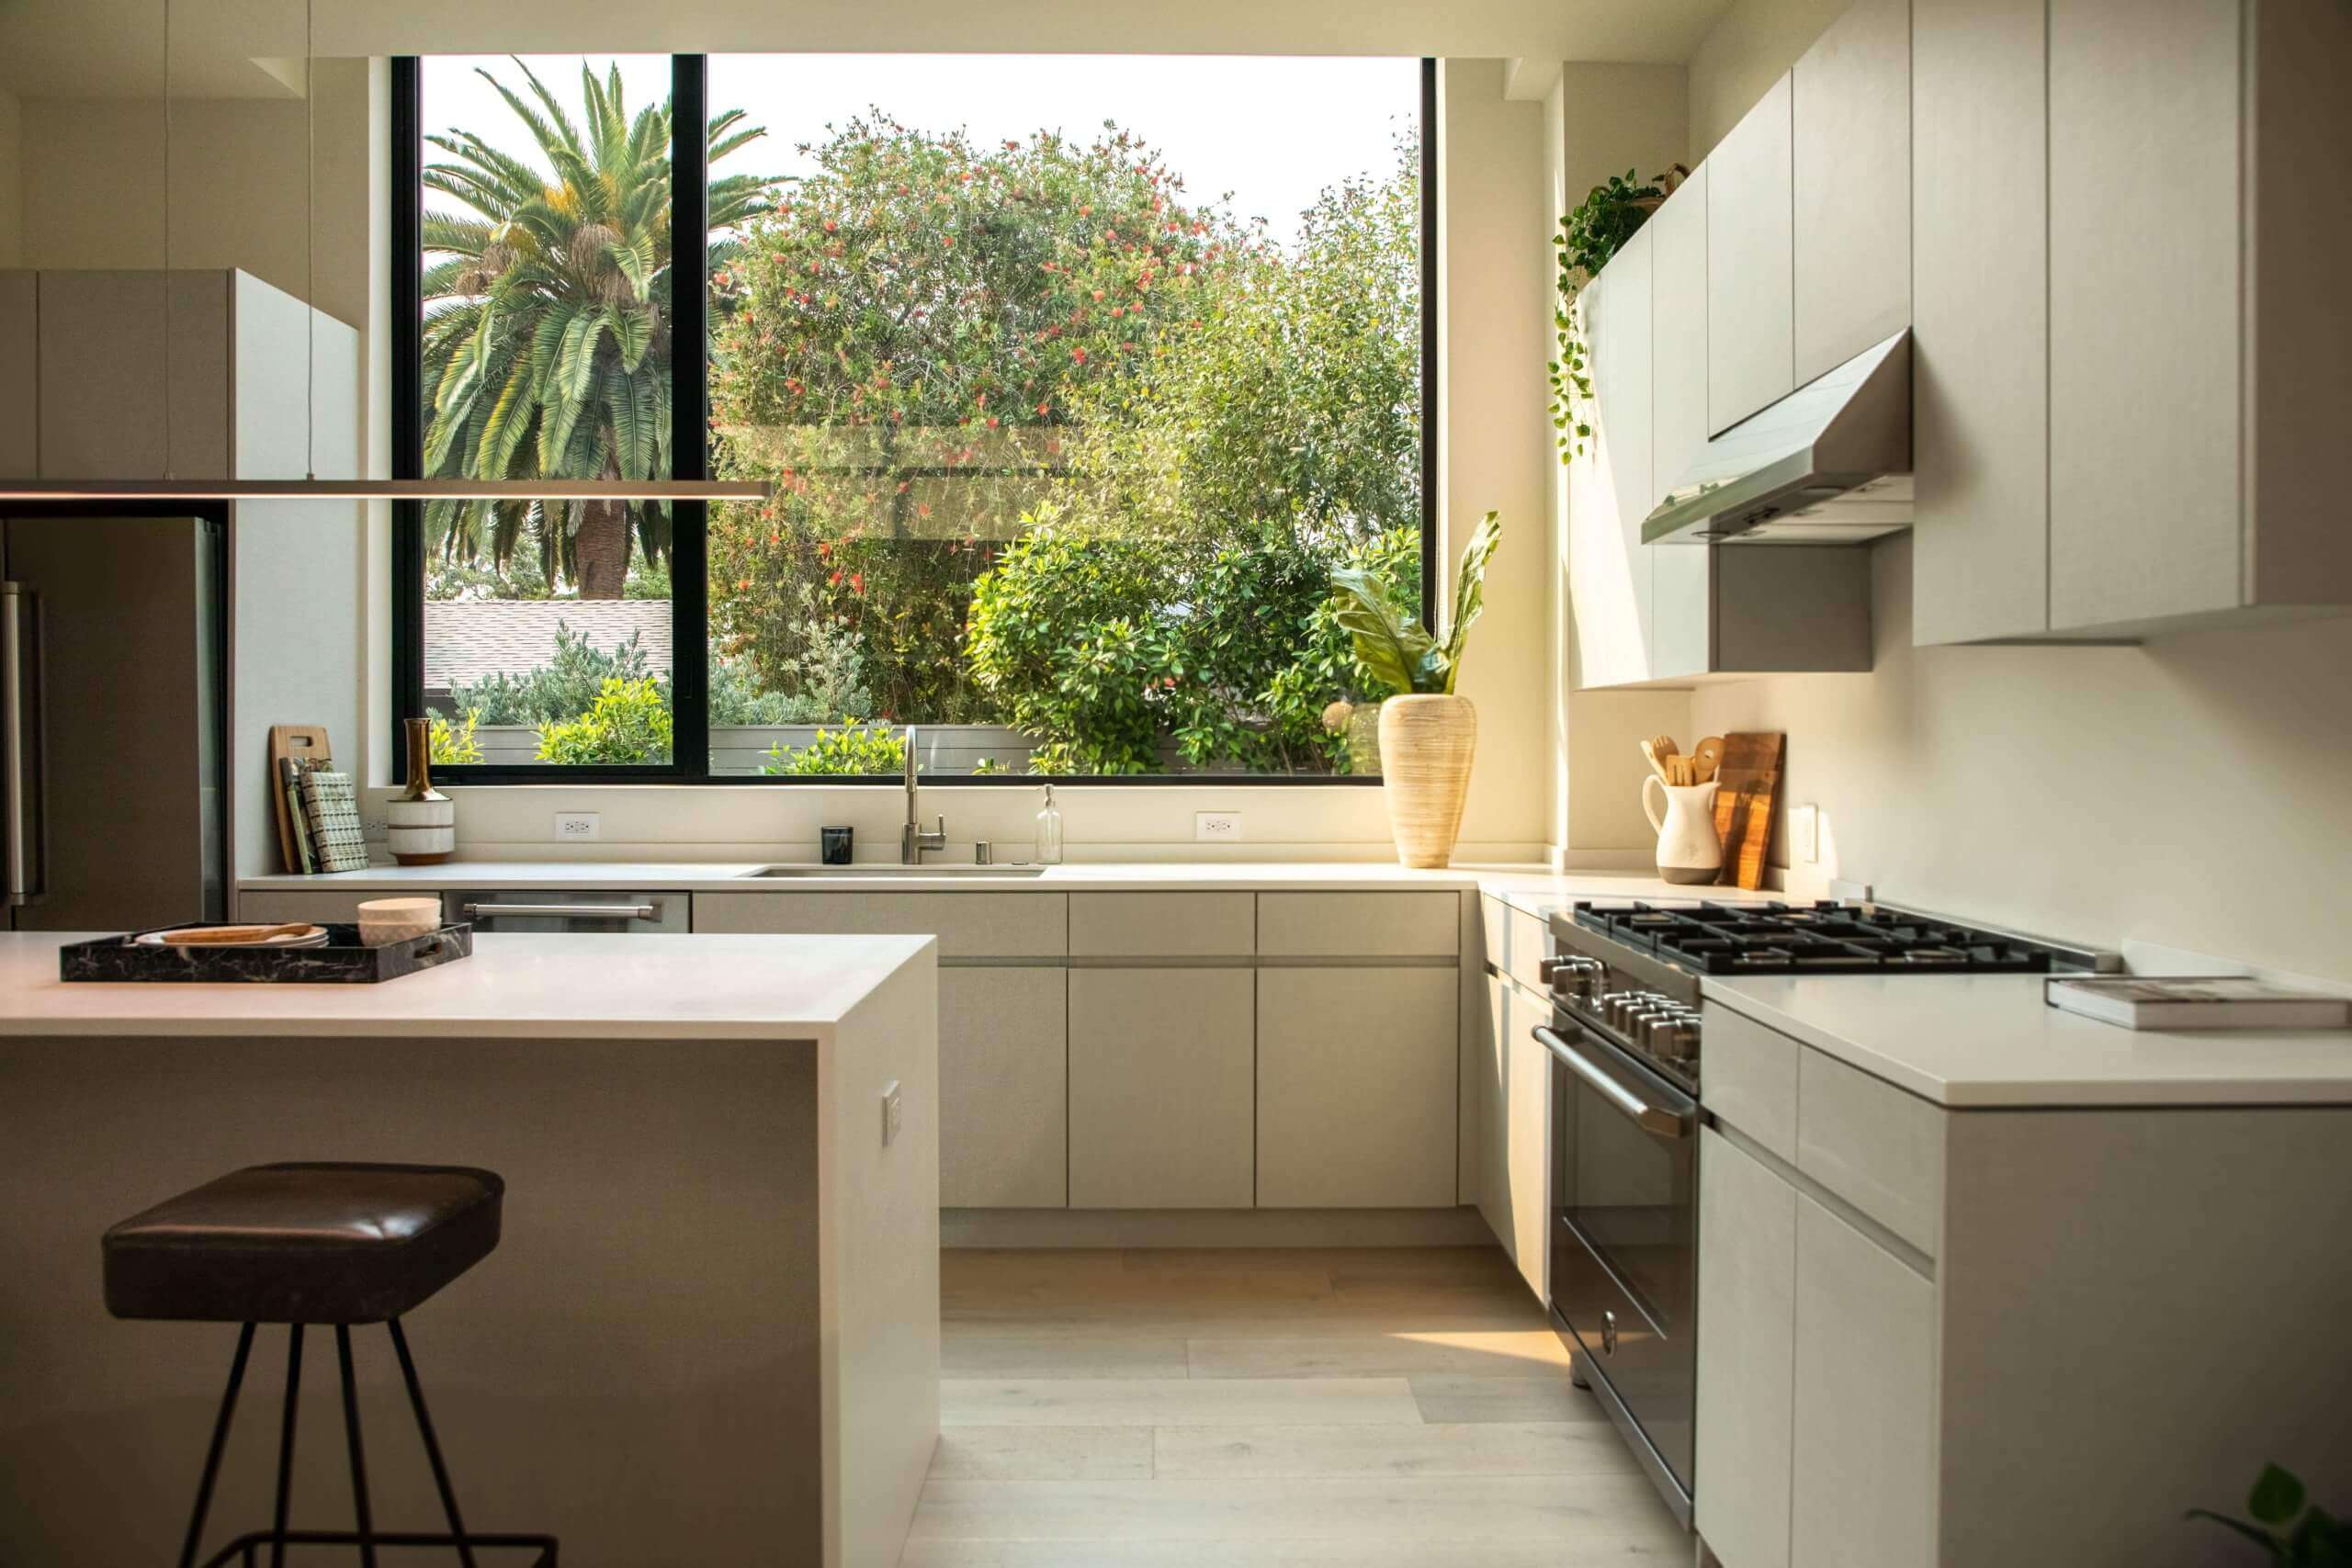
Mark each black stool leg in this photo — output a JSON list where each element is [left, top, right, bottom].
[[177, 1323, 256, 1568], [388, 1317, 480, 1568], [268, 1325, 303, 1568], [334, 1325, 379, 1568]]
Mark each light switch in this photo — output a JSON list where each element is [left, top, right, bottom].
[[881, 1081, 903, 1147]]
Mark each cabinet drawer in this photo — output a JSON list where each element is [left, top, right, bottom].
[[693, 891, 1066, 958], [1069, 892, 1252, 958], [1504, 907, 1549, 995], [1702, 1002, 1801, 1164], [1797, 1050, 1946, 1258], [1256, 892, 1459, 959]]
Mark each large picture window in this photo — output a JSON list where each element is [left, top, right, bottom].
[[394, 54, 1433, 781]]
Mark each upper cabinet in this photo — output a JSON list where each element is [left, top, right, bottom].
[[1915, 0, 2352, 642], [1706, 74, 1796, 436], [1792, 0, 1912, 386]]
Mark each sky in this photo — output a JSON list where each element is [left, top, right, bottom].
[[422, 53, 1419, 249]]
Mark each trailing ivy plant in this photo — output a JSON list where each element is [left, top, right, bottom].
[[1550, 168, 1675, 463], [2188, 1464, 2351, 1565]]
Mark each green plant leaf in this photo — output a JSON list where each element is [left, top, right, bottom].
[[2186, 1510, 2285, 1559], [2252, 1465, 2309, 1529]]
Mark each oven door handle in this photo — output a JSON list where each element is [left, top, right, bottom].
[[1535, 1025, 1694, 1140]]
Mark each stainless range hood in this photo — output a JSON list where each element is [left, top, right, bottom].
[[1643, 330, 1913, 546]]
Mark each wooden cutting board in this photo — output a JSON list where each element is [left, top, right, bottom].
[[1711, 732, 1784, 891], [266, 724, 333, 874]]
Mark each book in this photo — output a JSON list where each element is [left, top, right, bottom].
[[279, 758, 316, 874], [298, 768, 370, 874], [2045, 976, 2351, 1032]]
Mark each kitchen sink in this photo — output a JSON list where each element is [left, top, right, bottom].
[[737, 863, 1047, 878]]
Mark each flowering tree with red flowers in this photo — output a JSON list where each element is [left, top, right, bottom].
[[708, 117, 1246, 720]]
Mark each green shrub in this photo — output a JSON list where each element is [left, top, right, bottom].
[[763, 724, 908, 776], [535, 677, 673, 764], [450, 624, 658, 727], [428, 710, 484, 765], [967, 515, 1423, 775]]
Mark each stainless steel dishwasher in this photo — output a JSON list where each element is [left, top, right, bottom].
[[443, 890, 690, 933]]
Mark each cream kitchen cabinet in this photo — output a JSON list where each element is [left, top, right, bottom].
[[1706, 73, 1794, 435], [1257, 967, 1456, 1208], [938, 966, 1069, 1209], [1696, 998, 2352, 1568], [1570, 85, 1872, 690], [0, 268, 355, 482], [1914, 0, 2352, 642], [1789, 1192, 1938, 1568], [1694, 1128, 1797, 1568], [1068, 967, 1256, 1209], [1476, 917, 1550, 1303], [1792, 0, 1910, 387]]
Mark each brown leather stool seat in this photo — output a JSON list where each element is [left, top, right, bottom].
[[104, 1163, 503, 1325]]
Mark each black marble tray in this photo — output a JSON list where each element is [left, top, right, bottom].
[[59, 923, 473, 984]]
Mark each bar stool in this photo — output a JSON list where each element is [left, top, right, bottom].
[[103, 1162, 558, 1567]]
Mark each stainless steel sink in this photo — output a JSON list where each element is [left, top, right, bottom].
[[737, 863, 1047, 878]]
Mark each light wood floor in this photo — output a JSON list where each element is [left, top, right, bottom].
[[902, 1245, 1691, 1565]]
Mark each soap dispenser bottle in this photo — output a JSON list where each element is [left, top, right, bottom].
[[1035, 784, 1064, 865]]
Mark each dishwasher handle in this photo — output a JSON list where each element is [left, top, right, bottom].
[[1535, 1025, 1694, 1140], [461, 900, 661, 922]]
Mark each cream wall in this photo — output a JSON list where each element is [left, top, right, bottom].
[[1690, 537, 2352, 980], [0, 87, 22, 267], [1686, 0, 1846, 158], [1440, 58, 1551, 863]]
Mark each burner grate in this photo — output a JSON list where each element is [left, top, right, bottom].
[[1572, 899, 2063, 976]]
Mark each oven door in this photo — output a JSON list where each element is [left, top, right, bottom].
[[1539, 1015, 1699, 1516]]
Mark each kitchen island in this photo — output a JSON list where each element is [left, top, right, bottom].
[[0, 931, 940, 1568]]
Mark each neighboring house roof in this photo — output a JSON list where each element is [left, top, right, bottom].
[[424, 599, 673, 693]]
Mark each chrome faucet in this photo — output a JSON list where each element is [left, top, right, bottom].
[[900, 726, 945, 865]]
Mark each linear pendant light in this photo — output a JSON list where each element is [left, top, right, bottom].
[[7, 0, 764, 508]]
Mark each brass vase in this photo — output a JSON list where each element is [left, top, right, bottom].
[[387, 716, 456, 865]]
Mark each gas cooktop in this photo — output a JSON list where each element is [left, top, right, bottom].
[[1570, 899, 2093, 976]]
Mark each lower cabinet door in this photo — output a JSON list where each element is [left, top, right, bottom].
[[1791, 1192, 1938, 1568], [1068, 968, 1255, 1208], [1256, 967, 1457, 1208], [1695, 1128, 1798, 1568], [939, 966, 1069, 1209]]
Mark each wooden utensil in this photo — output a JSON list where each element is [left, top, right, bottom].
[[159, 923, 313, 946], [266, 725, 334, 874], [1710, 733, 1785, 890], [1690, 736, 1725, 783], [1638, 738, 1675, 784]]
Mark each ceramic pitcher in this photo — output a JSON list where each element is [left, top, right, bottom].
[[1643, 777, 1722, 886]]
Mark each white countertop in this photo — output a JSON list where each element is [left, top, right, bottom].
[[1705, 971, 2352, 1109], [0, 931, 934, 1041], [238, 857, 1784, 907]]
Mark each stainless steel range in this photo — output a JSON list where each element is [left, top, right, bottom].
[[1535, 898, 2105, 1525]]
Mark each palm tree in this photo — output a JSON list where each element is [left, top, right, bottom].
[[421, 61, 777, 597]]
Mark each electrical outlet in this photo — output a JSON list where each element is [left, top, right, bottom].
[[1790, 803, 1820, 864], [360, 818, 389, 842], [1195, 811, 1243, 844], [881, 1081, 903, 1147], [555, 812, 602, 842]]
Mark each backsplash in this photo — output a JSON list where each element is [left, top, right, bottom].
[[1690, 535, 2352, 979]]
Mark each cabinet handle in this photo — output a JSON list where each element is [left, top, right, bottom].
[[460, 902, 659, 921], [1535, 1026, 1693, 1139]]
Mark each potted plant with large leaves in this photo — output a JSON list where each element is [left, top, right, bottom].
[[1329, 512, 1502, 867]]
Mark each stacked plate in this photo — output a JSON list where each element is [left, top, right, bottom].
[[135, 925, 331, 949]]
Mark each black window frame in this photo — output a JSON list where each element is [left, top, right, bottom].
[[393, 53, 1439, 785]]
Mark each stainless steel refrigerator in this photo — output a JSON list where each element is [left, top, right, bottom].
[[3, 513, 227, 931]]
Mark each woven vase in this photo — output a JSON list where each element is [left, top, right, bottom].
[[1378, 694, 1476, 869]]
